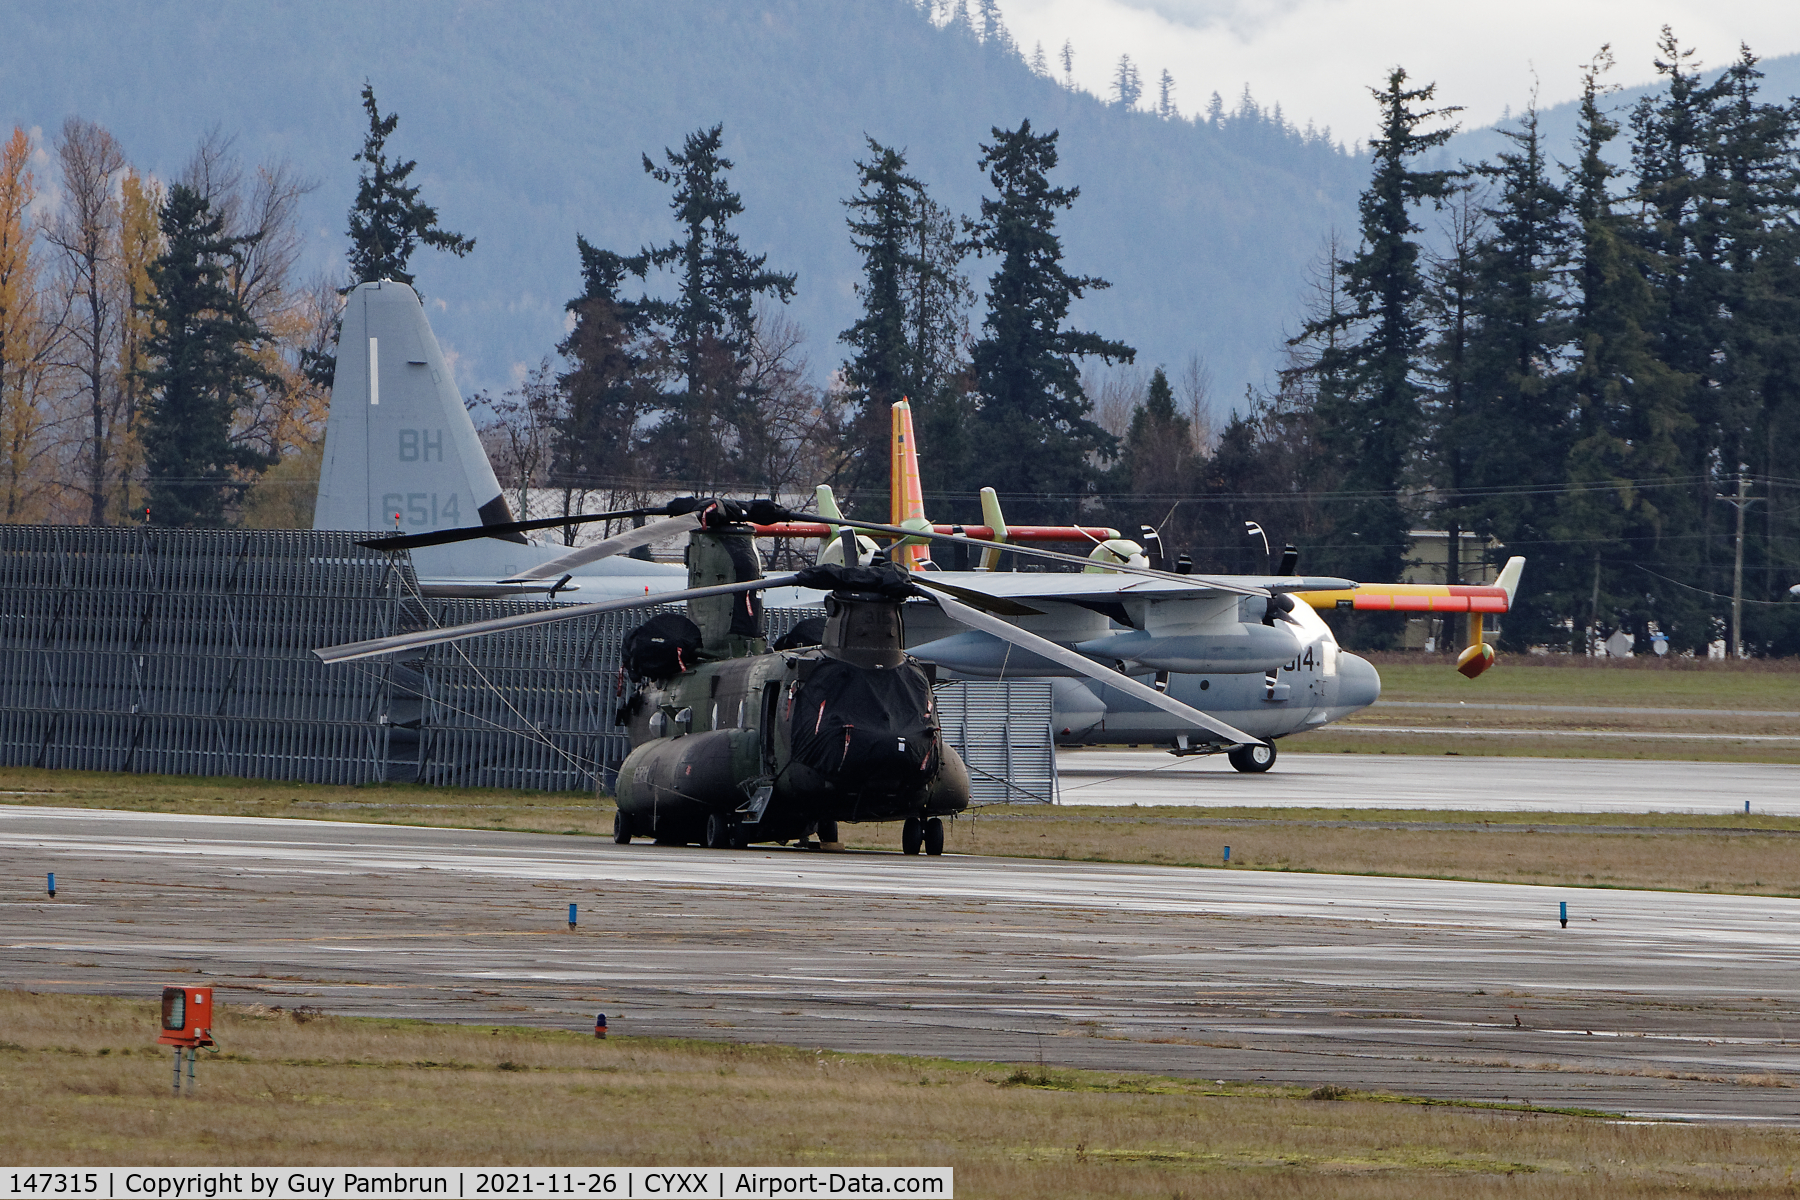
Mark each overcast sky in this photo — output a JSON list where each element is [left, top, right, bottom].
[[997, 0, 1800, 143]]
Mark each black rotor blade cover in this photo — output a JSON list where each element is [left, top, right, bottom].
[[788, 657, 937, 785], [793, 561, 916, 599], [622, 613, 704, 681]]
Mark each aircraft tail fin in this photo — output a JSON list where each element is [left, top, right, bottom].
[[1495, 556, 1525, 605], [313, 281, 522, 541], [977, 487, 1009, 570], [890, 400, 932, 569]]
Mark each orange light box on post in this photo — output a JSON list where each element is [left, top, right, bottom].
[[158, 986, 214, 1095]]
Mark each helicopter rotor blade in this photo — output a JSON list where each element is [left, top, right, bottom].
[[499, 510, 707, 582], [356, 497, 728, 553], [313, 573, 803, 664], [357, 506, 666, 551], [820, 514, 1271, 598], [916, 579, 1263, 748]]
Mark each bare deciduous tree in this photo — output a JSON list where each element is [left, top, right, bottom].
[[46, 117, 126, 524], [740, 306, 842, 501]]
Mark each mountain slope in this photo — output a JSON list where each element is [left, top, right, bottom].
[[4, 0, 1363, 415]]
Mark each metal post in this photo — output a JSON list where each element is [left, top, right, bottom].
[[1715, 474, 1761, 660], [172, 1046, 182, 1095]]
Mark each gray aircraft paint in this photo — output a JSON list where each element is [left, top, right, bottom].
[[312, 281, 690, 595], [910, 585, 1380, 746]]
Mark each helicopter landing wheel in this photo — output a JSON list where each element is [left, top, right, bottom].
[[923, 817, 945, 856], [1228, 742, 1277, 773], [613, 810, 633, 844], [704, 812, 734, 849], [816, 820, 840, 846], [901, 816, 923, 856]]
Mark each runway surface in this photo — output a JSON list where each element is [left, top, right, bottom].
[[1058, 751, 1800, 813], [6, 804, 1800, 1123]]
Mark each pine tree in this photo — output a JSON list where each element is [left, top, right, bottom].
[[1560, 49, 1699, 652], [1300, 68, 1460, 588], [1115, 366, 1198, 539], [1694, 48, 1800, 652], [1459, 99, 1572, 628], [837, 139, 970, 506], [138, 184, 278, 527], [634, 124, 796, 486], [552, 236, 661, 531], [1111, 55, 1142, 109], [304, 83, 473, 389], [346, 83, 474, 289], [1156, 70, 1177, 120], [965, 120, 1133, 520]]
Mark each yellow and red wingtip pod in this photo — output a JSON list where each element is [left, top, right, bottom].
[[1456, 642, 1496, 678]]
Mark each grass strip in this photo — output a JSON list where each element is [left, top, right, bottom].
[[9, 990, 1800, 1196]]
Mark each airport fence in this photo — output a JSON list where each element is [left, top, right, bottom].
[[1, 526, 1036, 799]]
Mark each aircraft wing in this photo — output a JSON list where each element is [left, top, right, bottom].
[[1299, 559, 1525, 614], [913, 571, 1356, 605]]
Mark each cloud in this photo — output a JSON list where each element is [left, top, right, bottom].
[[1109, 0, 1320, 38]]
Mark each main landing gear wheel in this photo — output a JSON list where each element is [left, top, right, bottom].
[[816, 820, 840, 847], [1228, 742, 1277, 773], [902, 817, 923, 856], [613, 810, 633, 844], [923, 816, 945, 856], [704, 811, 734, 849]]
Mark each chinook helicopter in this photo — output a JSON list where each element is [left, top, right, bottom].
[[319, 499, 1341, 854]]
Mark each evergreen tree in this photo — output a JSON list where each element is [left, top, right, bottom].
[[1695, 48, 1800, 652], [633, 123, 796, 486], [1623, 31, 1722, 643], [138, 184, 277, 527], [838, 139, 970, 507], [305, 83, 473, 388], [552, 236, 662, 531], [1300, 68, 1460, 589], [1559, 50, 1699, 653], [1420, 188, 1485, 589], [346, 82, 475, 289], [1111, 55, 1142, 109], [1456, 99, 1572, 639], [1112, 365, 1199, 542], [964, 120, 1134, 521]]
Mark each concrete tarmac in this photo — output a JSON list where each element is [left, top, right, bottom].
[[6, 804, 1800, 1123], [1058, 750, 1800, 813]]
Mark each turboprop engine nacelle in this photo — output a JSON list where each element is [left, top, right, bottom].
[[1074, 622, 1299, 674]]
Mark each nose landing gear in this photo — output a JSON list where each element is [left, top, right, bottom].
[[903, 816, 946, 856]]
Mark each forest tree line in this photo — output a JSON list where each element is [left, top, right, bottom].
[[1194, 35, 1800, 657], [4, 27, 1797, 658]]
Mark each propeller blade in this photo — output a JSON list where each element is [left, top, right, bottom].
[[315, 573, 804, 664], [499, 511, 706, 582], [917, 580, 1264, 748], [358, 506, 664, 551], [821, 513, 1270, 598]]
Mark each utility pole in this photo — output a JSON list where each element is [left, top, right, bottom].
[[1715, 473, 1761, 659]]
